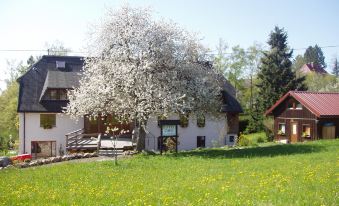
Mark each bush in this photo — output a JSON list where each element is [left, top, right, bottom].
[[263, 117, 274, 141], [237, 133, 256, 146], [264, 127, 274, 142], [257, 136, 266, 143], [245, 115, 264, 134]]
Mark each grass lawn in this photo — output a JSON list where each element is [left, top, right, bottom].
[[0, 140, 338, 206]]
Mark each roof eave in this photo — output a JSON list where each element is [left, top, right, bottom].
[[264, 92, 291, 116]]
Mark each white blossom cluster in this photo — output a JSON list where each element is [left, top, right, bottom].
[[65, 5, 223, 126]]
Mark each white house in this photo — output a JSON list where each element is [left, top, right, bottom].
[[17, 55, 242, 158]]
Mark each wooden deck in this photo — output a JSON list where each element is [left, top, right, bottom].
[[65, 129, 134, 152]]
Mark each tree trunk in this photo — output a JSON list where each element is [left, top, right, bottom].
[[136, 123, 146, 152]]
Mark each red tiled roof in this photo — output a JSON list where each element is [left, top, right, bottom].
[[265, 91, 339, 117], [300, 63, 327, 74]]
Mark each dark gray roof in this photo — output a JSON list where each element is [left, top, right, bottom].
[[17, 55, 84, 112], [18, 55, 242, 114], [44, 70, 81, 89], [217, 74, 242, 113], [39, 71, 81, 101], [221, 90, 243, 113]]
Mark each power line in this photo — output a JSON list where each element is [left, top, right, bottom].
[[207, 45, 339, 55], [293, 45, 339, 51], [0, 45, 338, 56]]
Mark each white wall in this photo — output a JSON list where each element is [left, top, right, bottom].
[[18, 113, 84, 155], [18, 113, 236, 154], [145, 115, 230, 151]]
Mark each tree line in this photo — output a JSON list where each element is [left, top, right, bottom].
[[214, 26, 339, 136]]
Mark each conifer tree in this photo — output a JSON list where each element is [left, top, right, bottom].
[[304, 44, 326, 68], [257, 26, 307, 111], [247, 27, 307, 133], [332, 57, 339, 77]]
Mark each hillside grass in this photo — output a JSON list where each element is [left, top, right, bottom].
[[0, 140, 338, 206]]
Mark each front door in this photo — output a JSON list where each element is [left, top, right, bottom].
[[291, 122, 298, 143]]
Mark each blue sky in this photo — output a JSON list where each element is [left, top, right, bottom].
[[0, 0, 338, 90]]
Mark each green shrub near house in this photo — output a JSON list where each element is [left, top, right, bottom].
[[237, 132, 269, 146]]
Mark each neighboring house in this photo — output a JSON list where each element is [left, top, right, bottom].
[[17, 55, 242, 158], [265, 91, 339, 143], [299, 63, 327, 75]]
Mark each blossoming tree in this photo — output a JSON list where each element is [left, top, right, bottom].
[[66, 5, 223, 151]]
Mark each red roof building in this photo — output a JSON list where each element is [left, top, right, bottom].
[[265, 91, 339, 143], [299, 63, 327, 74]]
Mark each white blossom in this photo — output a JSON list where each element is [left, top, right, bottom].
[[65, 5, 223, 149]]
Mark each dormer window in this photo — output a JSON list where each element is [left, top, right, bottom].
[[46, 89, 68, 100]]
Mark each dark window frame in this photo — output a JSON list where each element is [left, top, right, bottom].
[[46, 89, 68, 100], [278, 123, 286, 135], [302, 124, 311, 138], [40, 114, 56, 129], [197, 114, 205, 128], [197, 136, 206, 148], [179, 113, 189, 128]]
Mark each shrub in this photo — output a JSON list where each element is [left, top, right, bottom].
[[257, 136, 266, 143], [264, 127, 274, 142], [237, 133, 256, 146]]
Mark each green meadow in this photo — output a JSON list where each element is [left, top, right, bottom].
[[0, 140, 338, 206]]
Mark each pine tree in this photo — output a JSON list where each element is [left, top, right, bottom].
[[332, 57, 339, 77], [257, 26, 307, 111], [304, 44, 326, 68], [247, 27, 307, 133]]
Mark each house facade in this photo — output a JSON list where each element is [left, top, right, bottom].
[[17, 55, 242, 157], [265, 91, 339, 143]]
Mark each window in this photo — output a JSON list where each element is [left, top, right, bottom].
[[288, 101, 294, 109], [31, 141, 56, 159], [179, 113, 189, 128], [278, 123, 286, 135], [197, 136, 205, 148], [49, 89, 58, 100], [197, 113, 205, 128], [302, 125, 311, 138], [229, 135, 235, 143], [296, 103, 302, 110], [46, 89, 68, 100], [40, 114, 56, 129], [59, 90, 67, 100]]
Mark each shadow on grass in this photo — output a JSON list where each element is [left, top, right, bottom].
[[169, 144, 326, 159]]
